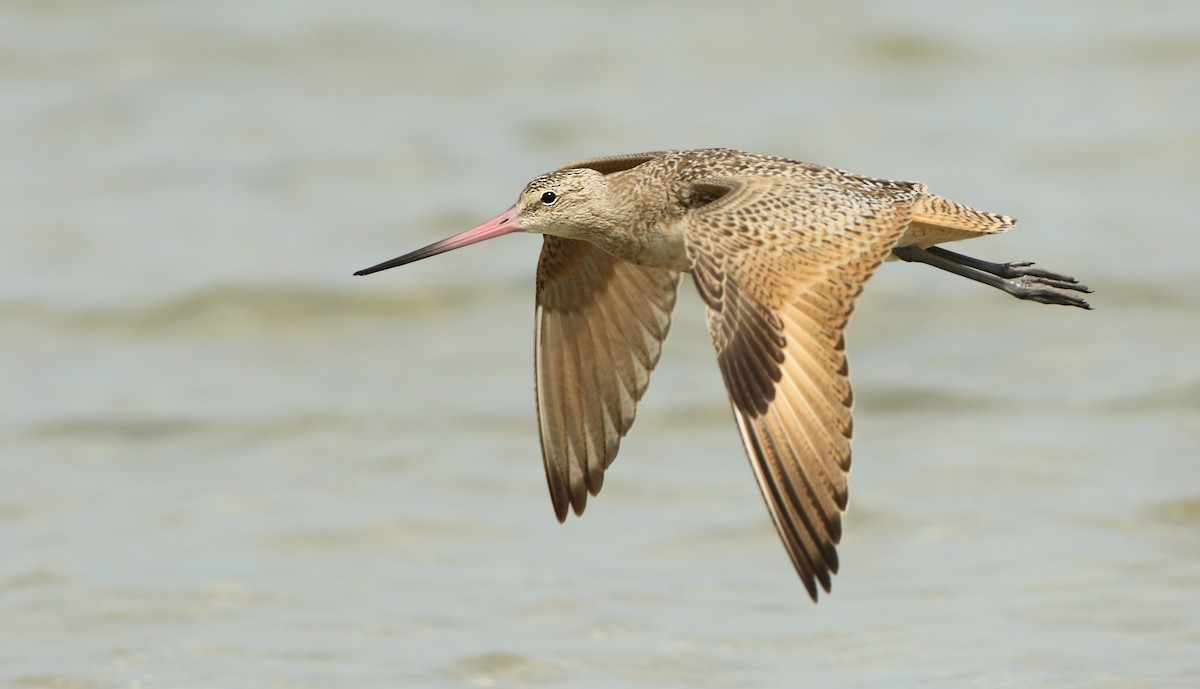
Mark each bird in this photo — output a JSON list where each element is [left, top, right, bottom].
[[354, 148, 1091, 601]]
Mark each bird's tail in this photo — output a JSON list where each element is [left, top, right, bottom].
[[901, 194, 1015, 248]]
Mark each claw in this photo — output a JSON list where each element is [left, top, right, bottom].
[[1009, 276, 1093, 309], [999, 261, 1082, 284]]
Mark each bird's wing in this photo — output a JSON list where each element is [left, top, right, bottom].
[[535, 235, 681, 520], [557, 152, 666, 175], [682, 176, 916, 601]]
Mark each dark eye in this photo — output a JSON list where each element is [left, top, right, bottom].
[[540, 191, 558, 206]]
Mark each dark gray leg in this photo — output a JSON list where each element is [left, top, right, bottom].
[[892, 245, 1093, 310]]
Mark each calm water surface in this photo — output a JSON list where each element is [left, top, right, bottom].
[[2, 1, 1198, 687]]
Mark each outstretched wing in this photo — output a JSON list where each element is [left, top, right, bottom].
[[535, 236, 680, 521], [683, 176, 917, 601], [557, 152, 665, 175]]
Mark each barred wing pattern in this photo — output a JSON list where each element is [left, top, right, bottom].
[[683, 176, 917, 600], [535, 236, 681, 521]]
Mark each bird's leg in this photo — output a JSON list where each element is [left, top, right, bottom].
[[892, 245, 1093, 309]]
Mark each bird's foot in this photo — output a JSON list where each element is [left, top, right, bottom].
[[996, 261, 1087, 285], [1003, 272, 1093, 309], [893, 245, 1095, 310]]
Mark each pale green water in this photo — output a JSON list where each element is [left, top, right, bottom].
[[2, 1, 1199, 687]]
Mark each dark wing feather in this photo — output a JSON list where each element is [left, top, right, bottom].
[[535, 236, 680, 520], [557, 152, 666, 175], [683, 176, 917, 600]]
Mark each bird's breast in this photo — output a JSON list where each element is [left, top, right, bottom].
[[591, 219, 690, 273]]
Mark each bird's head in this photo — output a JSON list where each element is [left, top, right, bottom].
[[353, 168, 612, 276], [513, 168, 611, 240]]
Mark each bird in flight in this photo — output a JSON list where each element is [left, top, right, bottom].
[[354, 148, 1092, 601]]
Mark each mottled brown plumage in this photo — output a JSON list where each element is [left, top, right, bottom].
[[355, 148, 1092, 601]]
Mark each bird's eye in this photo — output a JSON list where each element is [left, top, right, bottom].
[[540, 191, 558, 206]]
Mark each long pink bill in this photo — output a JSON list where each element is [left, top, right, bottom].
[[353, 206, 521, 276]]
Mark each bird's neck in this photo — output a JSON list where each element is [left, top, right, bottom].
[[587, 175, 690, 271]]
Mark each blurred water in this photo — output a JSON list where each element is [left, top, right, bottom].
[[2, 1, 1199, 687]]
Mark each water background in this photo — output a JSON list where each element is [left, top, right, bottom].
[[2, 1, 1198, 687]]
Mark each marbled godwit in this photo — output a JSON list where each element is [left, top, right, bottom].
[[355, 149, 1091, 601]]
